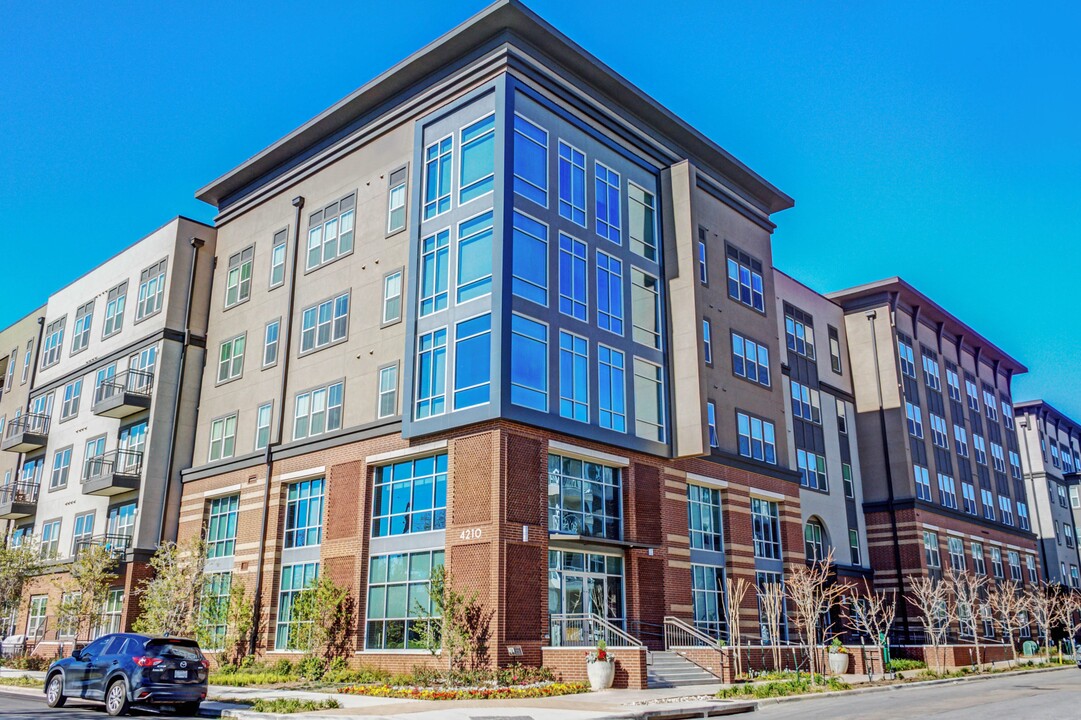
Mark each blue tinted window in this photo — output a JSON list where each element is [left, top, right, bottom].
[[454, 314, 491, 409], [460, 115, 495, 204], [420, 230, 449, 316], [595, 163, 621, 244], [513, 115, 547, 206], [511, 212, 547, 305], [558, 142, 586, 226], [416, 329, 447, 419], [511, 315, 547, 411], [559, 331, 589, 422], [598, 345, 626, 432], [558, 233, 587, 321], [457, 212, 493, 303], [372, 455, 448, 537], [596, 252, 623, 335], [423, 136, 452, 219]]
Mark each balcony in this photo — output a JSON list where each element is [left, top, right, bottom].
[[74, 533, 132, 558], [0, 413, 49, 453], [0, 481, 39, 520], [82, 450, 143, 496], [91, 370, 154, 419]]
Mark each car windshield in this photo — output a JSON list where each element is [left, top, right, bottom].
[[145, 640, 203, 661]]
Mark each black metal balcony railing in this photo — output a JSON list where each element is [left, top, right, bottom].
[[4, 412, 50, 439], [83, 450, 144, 483], [94, 369, 154, 405], [0, 481, 40, 505], [74, 533, 133, 558]]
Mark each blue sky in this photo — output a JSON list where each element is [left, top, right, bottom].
[[1, 1, 1078, 416]]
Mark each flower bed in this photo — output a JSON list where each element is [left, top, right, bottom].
[[339, 681, 589, 700]]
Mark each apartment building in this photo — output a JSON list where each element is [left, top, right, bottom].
[[1, 217, 216, 648], [774, 271, 870, 581], [1014, 399, 1081, 587], [830, 278, 1040, 635], [177, 0, 806, 674]]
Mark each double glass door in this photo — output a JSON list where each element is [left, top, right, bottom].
[[548, 549, 624, 646]]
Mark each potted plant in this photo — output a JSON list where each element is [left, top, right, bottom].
[[828, 637, 850, 675], [586, 640, 615, 690]]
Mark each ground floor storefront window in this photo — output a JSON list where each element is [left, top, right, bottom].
[[365, 549, 444, 650], [691, 564, 726, 640], [548, 549, 624, 646]]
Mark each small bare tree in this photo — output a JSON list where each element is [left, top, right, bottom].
[[725, 575, 750, 679], [787, 549, 849, 685], [1025, 583, 1060, 657], [946, 570, 988, 671], [758, 580, 786, 671], [988, 580, 1026, 667], [1050, 587, 1080, 662], [842, 581, 897, 674], [907, 575, 950, 673]]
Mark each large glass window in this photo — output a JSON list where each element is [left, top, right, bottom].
[[284, 478, 324, 548], [797, 449, 828, 491], [293, 382, 343, 440], [595, 162, 621, 244], [513, 115, 547, 206], [225, 246, 254, 308], [206, 495, 239, 558], [420, 229, 450, 316], [457, 211, 493, 303], [366, 550, 444, 650], [217, 335, 245, 383], [107, 503, 136, 540], [548, 550, 624, 629], [548, 454, 621, 539], [103, 282, 127, 337], [804, 520, 826, 561], [306, 195, 355, 270], [415, 329, 448, 419], [201, 572, 232, 650], [454, 314, 491, 410], [510, 314, 547, 411], [71, 301, 94, 354], [914, 465, 932, 501], [628, 184, 657, 262], [726, 246, 764, 312], [511, 212, 547, 305], [688, 484, 723, 551], [691, 564, 727, 640], [558, 234, 588, 321], [559, 331, 589, 422], [275, 562, 318, 650], [596, 251, 624, 334], [40, 318, 65, 368], [598, 345, 626, 433], [459, 115, 495, 204], [737, 412, 776, 464], [630, 268, 661, 349], [633, 358, 665, 442], [136, 259, 167, 321], [300, 293, 349, 353], [790, 380, 821, 423], [751, 499, 781, 560], [372, 455, 447, 537], [557, 141, 586, 226], [26, 596, 47, 637], [423, 136, 452, 219]]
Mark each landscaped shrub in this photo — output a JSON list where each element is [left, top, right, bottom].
[[496, 663, 555, 686], [339, 682, 589, 700], [886, 658, 927, 672], [272, 659, 296, 675], [717, 676, 848, 699], [2, 656, 51, 671], [297, 654, 327, 681], [249, 698, 340, 713], [0, 675, 42, 687]]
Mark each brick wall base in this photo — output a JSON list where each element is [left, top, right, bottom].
[[892, 643, 1015, 668], [540, 647, 648, 689]]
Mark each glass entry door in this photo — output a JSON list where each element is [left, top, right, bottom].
[[548, 549, 624, 646]]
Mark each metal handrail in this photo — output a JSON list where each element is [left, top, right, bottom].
[[83, 450, 144, 482], [0, 481, 40, 505], [74, 533, 132, 557], [663, 615, 724, 649], [94, 369, 154, 404], [5, 412, 49, 438], [548, 613, 643, 647]]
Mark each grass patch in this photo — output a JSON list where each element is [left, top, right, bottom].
[[248, 698, 341, 713], [0, 675, 41, 687], [717, 676, 849, 699], [209, 671, 302, 687], [886, 658, 926, 672], [339, 681, 590, 700]]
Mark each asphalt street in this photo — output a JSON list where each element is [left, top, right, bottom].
[[0, 691, 200, 720]]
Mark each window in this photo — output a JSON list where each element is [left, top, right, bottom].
[[905, 402, 923, 438], [50, 447, 72, 490], [548, 453, 622, 539], [1066, 523, 1075, 548], [557, 141, 586, 226], [136, 259, 167, 321], [929, 413, 949, 449], [702, 320, 713, 364], [737, 412, 776, 464], [785, 315, 815, 359], [453, 313, 491, 409], [558, 233, 588, 321], [828, 326, 842, 374], [999, 496, 1013, 525], [21, 341, 31, 383], [1002, 402, 1014, 429], [626, 184, 657, 260], [208, 414, 237, 462], [510, 314, 547, 411], [512, 212, 548, 305], [965, 377, 980, 412], [103, 283, 127, 337], [71, 301, 94, 354], [225, 246, 254, 308], [275, 562, 318, 650], [897, 337, 915, 378], [633, 358, 665, 442], [420, 228, 450, 316], [706, 401, 718, 448], [990, 443, 1006, 473], [293, 382, 343, 440], [387, 167, 408, 233], [40, 519, 61, 559], [423, 135, 452, 219], [922, 351, 941, 390], [300, 293, 349, 353], [263, 320, 280, 368], [849, 529, 862, 565], [459, 114, 495, 204], [596, 251, 624, 334], [955, 425, 969, 457], [797, 449, 828, 491], [946, 366, 961, 402], [457, 211, 493, 303], [372, 455, 447, 536], [365, 550, 444, 650], [415, 327, 448, 420], [83, 435, 105, 479], [984, 388, 998, 421], [107, 503, 136, 540], [948, 537, 966, 571], [726, 245, 764, 312], [790, 380, 821, 423], [971, 543, 986, 575], [962, 482, 977, 514], [558, 331, 589, 422], [937, 473, 957, 509], [255, 403, 272, 451], [72, 512, 94, 554], [306, 194, 355, 270], [981, 488, 995, 520], [1024, 555, 1036, 583], [206, 495, 239, 558], [217, 334, 245, 383], [837, 400, 848, 434], [599, 346, 626, 433], [513, 115, 547, 205], [60, 379, 82, 420], [691, 564, 726, 639], [973, 434, 987, 464], [1051, 443, 1061, 467], [631, 268, 661, 348], [381, 271, 403, 325], [378, 365, 398, 419], [1072, 566, 1080, 589], [270, 229, 287, 288], [284, 478, 324, 548], [923, 531, 940, 568], [756, 571, 787, 644], [1072, 485, 1081, 510], [27, 596, 47, 637], [6, 349, 15, 389], [914, 465, 932, 501], [201, 573, 232, 649], [732, 332, 770, 387], [595, 162, 621, 243], [41, 317, 65, 368], [842, 463, 854, 498], [804, 520, 826, 561], [697, 231, 708, 285], [1008, 551, 1022, 581], [752, 498, 781, 559]]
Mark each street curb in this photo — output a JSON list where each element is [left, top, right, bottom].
[[212, 702, 757, 720], [751, 664, 1072, 707]]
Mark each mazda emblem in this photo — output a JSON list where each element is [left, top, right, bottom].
[[180, 661, 187, 668]]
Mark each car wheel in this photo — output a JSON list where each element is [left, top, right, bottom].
[[105, 678, 130, 717], [175, 701, 201, 715], [45, 674, 66, 708]]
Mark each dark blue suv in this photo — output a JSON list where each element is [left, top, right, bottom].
[[44, 633, 208, 716]]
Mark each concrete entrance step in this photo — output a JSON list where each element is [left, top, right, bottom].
[[648, 651, 722, 688]]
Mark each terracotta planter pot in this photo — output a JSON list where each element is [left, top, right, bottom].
[[587, 659, 615, 690], [828, 652, 850, 675]]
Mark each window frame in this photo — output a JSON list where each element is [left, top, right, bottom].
[[135, 258, 168, 323]]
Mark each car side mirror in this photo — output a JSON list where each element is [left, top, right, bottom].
[[71, 650, 83, 660]]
